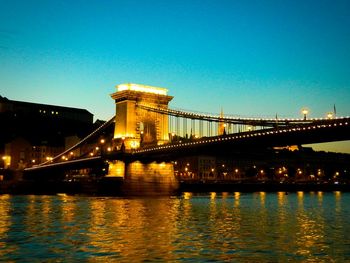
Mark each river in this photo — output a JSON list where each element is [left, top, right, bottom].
[[1, 192, 349, 262]]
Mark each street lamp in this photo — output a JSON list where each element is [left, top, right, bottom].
[[301, 108, 309, 120]]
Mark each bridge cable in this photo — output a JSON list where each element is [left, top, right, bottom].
[[37, 115, 116, 167]]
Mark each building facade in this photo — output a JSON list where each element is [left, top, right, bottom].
[[0, 96, 94, 170]]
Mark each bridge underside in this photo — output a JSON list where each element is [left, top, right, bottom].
[[131, 123, 350, 161]]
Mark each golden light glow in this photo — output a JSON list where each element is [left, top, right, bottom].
[[183, 192, 192, 200], [302, 109, 309, 115], [107, 161, 125, 177], [327, 112, 334, 119], [114, 133, 135, 139], [129, 139, 140, 149], [2, 155, 11, 167], [117, 83, 168, 95]]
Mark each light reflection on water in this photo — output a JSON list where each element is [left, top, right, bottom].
[[1, 192, 350, 262]]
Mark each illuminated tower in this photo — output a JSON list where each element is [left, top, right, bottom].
[[111, 83, 173, 150]]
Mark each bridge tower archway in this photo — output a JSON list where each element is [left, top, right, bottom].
[[111, 83, 173, 150]]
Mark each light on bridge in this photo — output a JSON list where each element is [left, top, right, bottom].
[[301, 108, 309, 120], [117, 83, 168, 95], [327, 112, 334, 119]]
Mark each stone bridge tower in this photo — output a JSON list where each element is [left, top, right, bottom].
[[111, 83, 173, 150]]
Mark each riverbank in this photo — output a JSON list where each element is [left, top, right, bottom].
[[178, 180, 350, 193], [1, 178, 350, 195]]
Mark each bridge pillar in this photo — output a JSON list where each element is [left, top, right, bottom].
[[111, 83, 173, 150], [106, 160, 178, 195]]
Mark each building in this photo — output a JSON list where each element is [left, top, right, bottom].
[[0, 96, 94, 170], [0, 96, 93, 123]]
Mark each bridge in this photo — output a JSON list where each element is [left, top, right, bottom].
[[24, 83, 350, 194]]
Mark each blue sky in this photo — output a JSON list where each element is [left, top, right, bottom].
[[1, 0, 350, 152]]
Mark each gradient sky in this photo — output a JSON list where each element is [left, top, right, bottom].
[[1, 0, 350, 152]]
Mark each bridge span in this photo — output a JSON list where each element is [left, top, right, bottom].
[[23, 83, 350, 195]]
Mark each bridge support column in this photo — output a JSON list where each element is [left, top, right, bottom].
[[106, 160, 178, 195], [106, 160, 126, 178], [123, 161, 178, 196]]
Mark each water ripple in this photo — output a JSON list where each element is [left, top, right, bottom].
[[0, 192, 350, 262]]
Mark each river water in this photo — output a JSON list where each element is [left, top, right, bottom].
[[1, 192, 350, 262]]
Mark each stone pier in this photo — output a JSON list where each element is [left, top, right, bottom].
[[107, 160, 178, 196]]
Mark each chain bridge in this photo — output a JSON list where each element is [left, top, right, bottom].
[[24, 84, 350, 194]]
